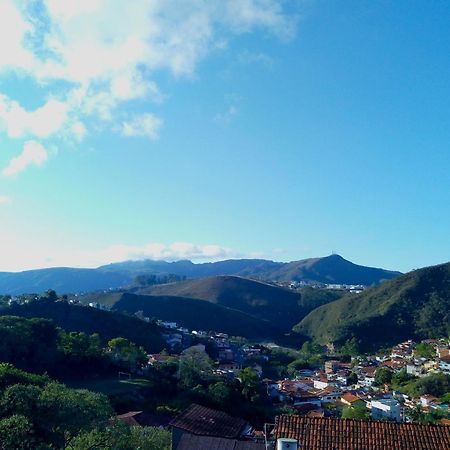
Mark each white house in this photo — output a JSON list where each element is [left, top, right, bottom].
[[370, 399, 401, 422], [160, 321, 178, 329], [438, 358, 450, 374]]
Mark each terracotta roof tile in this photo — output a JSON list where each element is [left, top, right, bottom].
[[274, 415, 450, 449], [170, 404, 248, 439]]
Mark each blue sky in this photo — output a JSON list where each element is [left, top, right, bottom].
[[0, 0, 449, 272]]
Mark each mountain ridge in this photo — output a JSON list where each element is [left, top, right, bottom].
[[0, 254, 401, 295]]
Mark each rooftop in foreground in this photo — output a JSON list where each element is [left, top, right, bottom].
[[274, 415, 450, 450]]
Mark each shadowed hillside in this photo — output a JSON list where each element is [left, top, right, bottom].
[[137, 275, 343, 328], [138, 276, 303, 326], [1, 299, 165, 352], [112, 293, 280, 339], [295, 261, 450, 350]]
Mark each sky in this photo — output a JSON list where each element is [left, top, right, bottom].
[[0, 0, 449, 273]]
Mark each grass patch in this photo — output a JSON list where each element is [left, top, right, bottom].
[[67, 377, 153, 395]]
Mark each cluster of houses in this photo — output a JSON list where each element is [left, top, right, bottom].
[[263, 338, 450, 424], [149, 321, 267, 378], [282, 280, 366, 294], [147, 319, 450, 425]]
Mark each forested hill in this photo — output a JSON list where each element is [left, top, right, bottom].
[[295, 261, 450, 350], [0, 299, 165, 352], [0, 255, 400, 295], [85, 276, 344, 339]]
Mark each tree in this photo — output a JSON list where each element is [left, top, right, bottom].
[[341, 402, 369, 420], [208, 382, 233, 408], [339, 338, 360, 357], [178, 347, 212, 388], [0, 363, 49, 390], [374, 368, 393, 386], [410, 373, 450, 397], [239, 368, 260, 402], [391, 369, 416, 390], [0, 317, 59, 374], [414, 343, 435, 360], [346, 372, 358, 386], [41, 289, 58, 302], [0, 415, 34, 450], [0, 384, 41, 418], [37, 382, 112, 447], [107, 338, 147, 372], [68, 423, 171, 450]]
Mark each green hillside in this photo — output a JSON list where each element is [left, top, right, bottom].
[[111, 293, 280, 338], [136, 275, 342, 329], [1, 299, 165, 352], [138, 276, 301, 326], [79, 276, 343, 339], [295, 261, 450, 350]]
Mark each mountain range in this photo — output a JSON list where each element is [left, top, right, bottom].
[[0, 254, 400, 295]]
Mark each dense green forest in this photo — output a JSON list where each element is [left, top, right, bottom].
[[295, 261, 450, 350], [0, 363, 170, 449], [0, 296, 165, 352]]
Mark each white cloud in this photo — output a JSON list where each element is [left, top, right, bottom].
[[81, 241, 240, 267], [2, 140, 49, 177], [0, 236, 242, 271], [0, 0, 297, 157], [0, 1, 35, 72], [122, 113, 163, 140], [238, 50, 274, 67], [0, 195, 10, 204], [70, 121, 87, 141], [0, 94, 69, 139]]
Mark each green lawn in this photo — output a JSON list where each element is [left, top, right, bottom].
[[67, 377, 154, 395]]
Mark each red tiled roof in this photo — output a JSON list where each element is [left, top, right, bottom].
[[114, 411, 170, 427], [169, 404, 248, 439], [340, 393, 360, 404], [360, 366, 377, 377], [274, 415, 450, 449]]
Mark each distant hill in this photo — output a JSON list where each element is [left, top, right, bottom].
[[1, 299, 165, 352], [137, 275, 343, 327], [295, 261, 450, 350], [103, 254, 400, 285], [111, 293, 280, 339], [86, 276, 344, 339], [0, 255, 400, 295], [100, 258, 283, 279], [0, 268, 131, 295], [261, 254, 401, 285]]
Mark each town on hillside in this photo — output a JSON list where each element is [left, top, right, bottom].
[[146, 318, 450, 424]]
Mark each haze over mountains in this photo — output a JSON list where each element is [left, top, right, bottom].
[[0, 254, 400, 295]]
